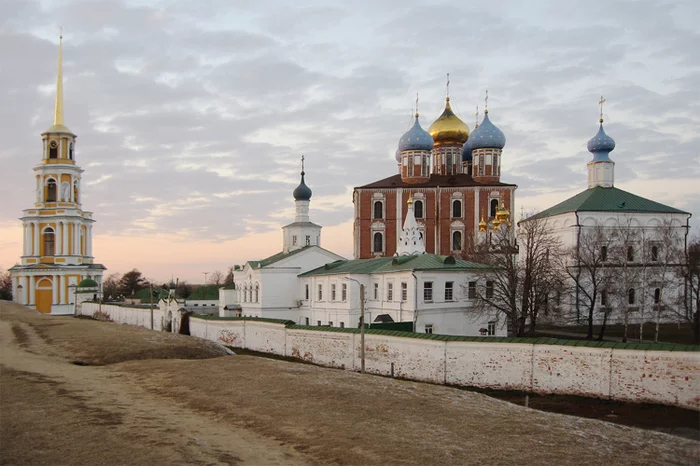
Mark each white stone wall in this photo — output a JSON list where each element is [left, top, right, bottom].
[[78, 303, 700, 409]]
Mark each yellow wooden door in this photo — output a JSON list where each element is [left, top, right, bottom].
[[35, 278, 53, 314]]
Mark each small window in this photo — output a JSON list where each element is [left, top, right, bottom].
[[331, 284, 336, 301], [317, 320, 322, 326], [329, 321, 333, 327], [452, 199, 462, 218], [401, 282, 408, 302], [423, 282, 433, 302], [318, 284, 323, 300], [373, 283, 379, 300], [46, 179, 57, 202], [373, 232, 383, 253], [43, 228, 55, 256], [628, 288, 635, 305], [292, 235, 297, 245], [468, 281, 477, 299], [486, 281, 494, 299], [653, 288, 661, 304], [487, 321, 496, 336], [342, 283, 347, 301], [601, 289, 608, 306], [425, 324, 433, 334], [305, 317, 309, 325], [69, 142, 74, 160], [340, 322, 345, 328], [194, 304, 199, 307], [445, 281, 454, 301], [452, 231, 462, 251], [651, 246, 659, 262], [49, 140, 58, 159], [305, 284, 309, 300], [627, 246, 634, 262], [254, 284, 259, 302], [414, 200, 423, 218], [387, 283, 393, 302], [493, 154, 498, 175], [601, 246, 608, 262], [490, 199, 499, 218], [306, 235, 311, 246], [374, 201, 383, 219]]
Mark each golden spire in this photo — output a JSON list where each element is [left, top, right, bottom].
[[407, 195, 414, 205], [54, 28, 64, 126]]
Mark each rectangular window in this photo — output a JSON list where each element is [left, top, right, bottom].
[[423, 282, 433, 302], [318, 284, 323, 301], [468, 281, 477, 299], [305, 284, 309, 300], [342, 283, 347, 301], [306, 235, 311, 246], [331, 284, 336, 301], [486, 281, 494, 299], [317, 320, 322, 326], [601, 289, 607, 306], [445, 281, 454, 301], [425, 324, 433, 334], [340, 322, 345, 328], [292, 235, 297, 245], [373, 283, 379, 300], [387, 283, 393, 302], [329, 321, 333, 327], [487, 321, 496, 336], [305, 317, 309, 326], [401, 282, 408, 302]]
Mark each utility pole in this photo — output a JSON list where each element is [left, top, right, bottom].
[[360, 283, 365, 374]]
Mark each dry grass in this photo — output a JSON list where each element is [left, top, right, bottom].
[[2, 300, 699, 466]]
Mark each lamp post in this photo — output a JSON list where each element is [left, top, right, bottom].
[[344, 277, 365, 374], [16, 284, 23, 305]]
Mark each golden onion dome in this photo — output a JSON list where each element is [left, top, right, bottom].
[[478, 216, 487, 233], [428, 97, 470, 144]]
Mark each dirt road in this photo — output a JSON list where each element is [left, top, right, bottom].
[[1, 301, 698, 465]]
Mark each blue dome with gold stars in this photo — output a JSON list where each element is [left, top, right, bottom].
[[293, 171, 312, 201], [462, 141, 472, 162], [466, 111, 506, 150], [398, 115, 434, 152], [587, 122, 616, 162]]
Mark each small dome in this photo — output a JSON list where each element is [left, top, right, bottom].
[[467, 111, 506, 150], [78, 278, 98, 288], [44, 123, 73, 134], [587, 122, 616, 162], [428, 98, 470, 144], [293, 171, 312, 201], [398, 114, 434, 152]]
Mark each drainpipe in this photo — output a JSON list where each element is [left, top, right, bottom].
[[412, 271, 418, 332]]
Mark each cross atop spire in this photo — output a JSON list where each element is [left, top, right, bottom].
[[415, 92, 419, 117], [599, 95, 606, 123], [54, 28, 65, 126], [446, 73, 450, 99], [484, 89, 489, 114], [475, 106, 479, 128], [301, 155, 305, 174]]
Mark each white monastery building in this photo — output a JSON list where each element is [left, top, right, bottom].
[[10, 35, 105, 314]]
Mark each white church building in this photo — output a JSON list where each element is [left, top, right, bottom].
[[520, 107, 691, 326]]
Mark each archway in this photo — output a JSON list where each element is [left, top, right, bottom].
[[35, 277, 53, 314]]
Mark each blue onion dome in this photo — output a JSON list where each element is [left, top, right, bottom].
[[468, 110, 506, 150], [395, 148, 402, 163], [293, 171, 312, 200], [398, 114, 434, 152], [461, 141, 472, 162], [587, 120, 616, 162]]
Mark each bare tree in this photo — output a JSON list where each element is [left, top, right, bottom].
[[677, 236, 700, 345], [207, 270, 225, 286], [102, 272, 121, 301], [0, 269, 12, 300], [608, 217, 642, 342], [649, 220, 685, 342], [562, 224, 616, 340], [466, 215, 563, 337]]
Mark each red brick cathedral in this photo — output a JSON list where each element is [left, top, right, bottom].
[[353, 95, 516, 259]]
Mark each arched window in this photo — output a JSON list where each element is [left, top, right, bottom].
[[651, 245, 659, 262], [490, 199, 499, 217], [373, 232, 383, 253], [373, 201, 383, 219], [73, 181, 79, 203], [452, 231, 462, 251], [493, 153, 499, 175], [49, 140, 58, 159], [69, 142, 74, 160], [653, 288, 661, 304], [414, 200, 423, 218], [43, 227, 55, 256], [627, 246, 634, 262], [600, 246, 608, 262], [254, 283, 259, 303], [46, 179, 57, 202], [628, 288, 635, 305], [452, 200, 462, 218]]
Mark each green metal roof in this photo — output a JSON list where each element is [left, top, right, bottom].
[[247, 245, 339, 269], [527, 186, 689, 221], [299, 254, 492, 277], [189, 285, 220, 300]]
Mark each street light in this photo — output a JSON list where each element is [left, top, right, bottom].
[[343, 277, 366, 374]]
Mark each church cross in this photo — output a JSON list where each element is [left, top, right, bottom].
[[484, 89, 489, 112], [301, 155, 305, 172], [446, 73, 450, 98], [475, 106, 479, 127], [599, 95, 606, 122], [415, 93, 419, 115]]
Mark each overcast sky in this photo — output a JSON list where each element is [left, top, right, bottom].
[[1, 0, 699, 284]]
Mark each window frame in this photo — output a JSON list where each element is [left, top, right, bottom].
[[331, 284, 336, 302], [452, 230, 462, 251], [452, 199, 462, 218], [373, 231, 383, 253], [444, 281, 454, 301], [468, 281, 477, 299], [423, 281, 433, 303], [401, 282, 408, 302], [341, 283, 347, 302], [387, 282, 393, 302], [424, 324, 433, 334], [414, 200, 424, 218], [373, 200, 383, 219], [318, 284, 323, 301]]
